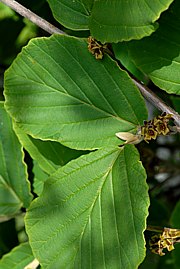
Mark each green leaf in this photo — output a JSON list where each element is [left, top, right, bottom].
[[171, 201, 180, 269], [90, 0, 174, 42], [47, 0, 173, 42], [47, 0, 93, 30], [0, 102, 32, 215], [0, 242, 34, 269], [4, 35, 147, 150], [33, 161, 48, 196], [25, 145, 149, 268], [113, 0, 180, 95], [13, 123, 85, 175], [0, 175, 21, 215], [112, 43, 148, 84]]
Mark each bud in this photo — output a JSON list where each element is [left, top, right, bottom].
[[115, 132, 143, 144]]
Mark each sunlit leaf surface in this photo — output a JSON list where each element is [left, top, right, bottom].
[[26, 145, 149, 269], [5, 35, 147, 150], [0, 243, 34, 269]]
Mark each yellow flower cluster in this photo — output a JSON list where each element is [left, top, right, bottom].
[[141, 112, 172, 143]]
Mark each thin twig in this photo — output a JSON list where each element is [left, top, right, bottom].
[[0, 0, 65, 35], [1, 0, 180, 130], [147, 225, 164, 233], [132, 78, 180, 128]]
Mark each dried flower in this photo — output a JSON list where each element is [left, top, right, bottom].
[[153, 112, 172, 135], [156, 112, 172, 123], [140, 112, 173, 143], [141, 123, 158, 142], [116, 112, 175, 145], [154, 121, 170, 135], [149, 228, 180, 256], [88, 36, 108, 60]]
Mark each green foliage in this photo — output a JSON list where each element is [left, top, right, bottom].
[[4, 35, 147, 150], [0, 242, 34, 269], [13, 123, 85, 174], [0, 0, 180, 268], [47, 0, 174, 42], [47, 0, 93, 30], [113, 0, 180, 94], [25, 145, 149, 268], [32, 161, 48, 196], [89, 0, 173, 42], [0, 102, 32, 215]]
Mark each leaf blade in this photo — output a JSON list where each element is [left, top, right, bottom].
[[47, 0, 173, 42], [0, 175, 21, 215], [13, 123, 85, 175], [25, 145, 149, 268], [0, 242, 34, 269], [4, 35, 147, 150], [47, 0, 93, 30], [0, 102, 32, 215], [113, 1, 180, 94]]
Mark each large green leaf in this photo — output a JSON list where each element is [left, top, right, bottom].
[[0, 102, 32, 215], [47, 0, 93, 30], [113, 0, 180, 95], [0, 242, 34, 269], [171, 201, 180, 269], [25, 145, 149, 268], [4, 35, 147, 150], [47, 0, 173, 42], [13, 123, 85, 175], [89, 0, 173, 42]]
